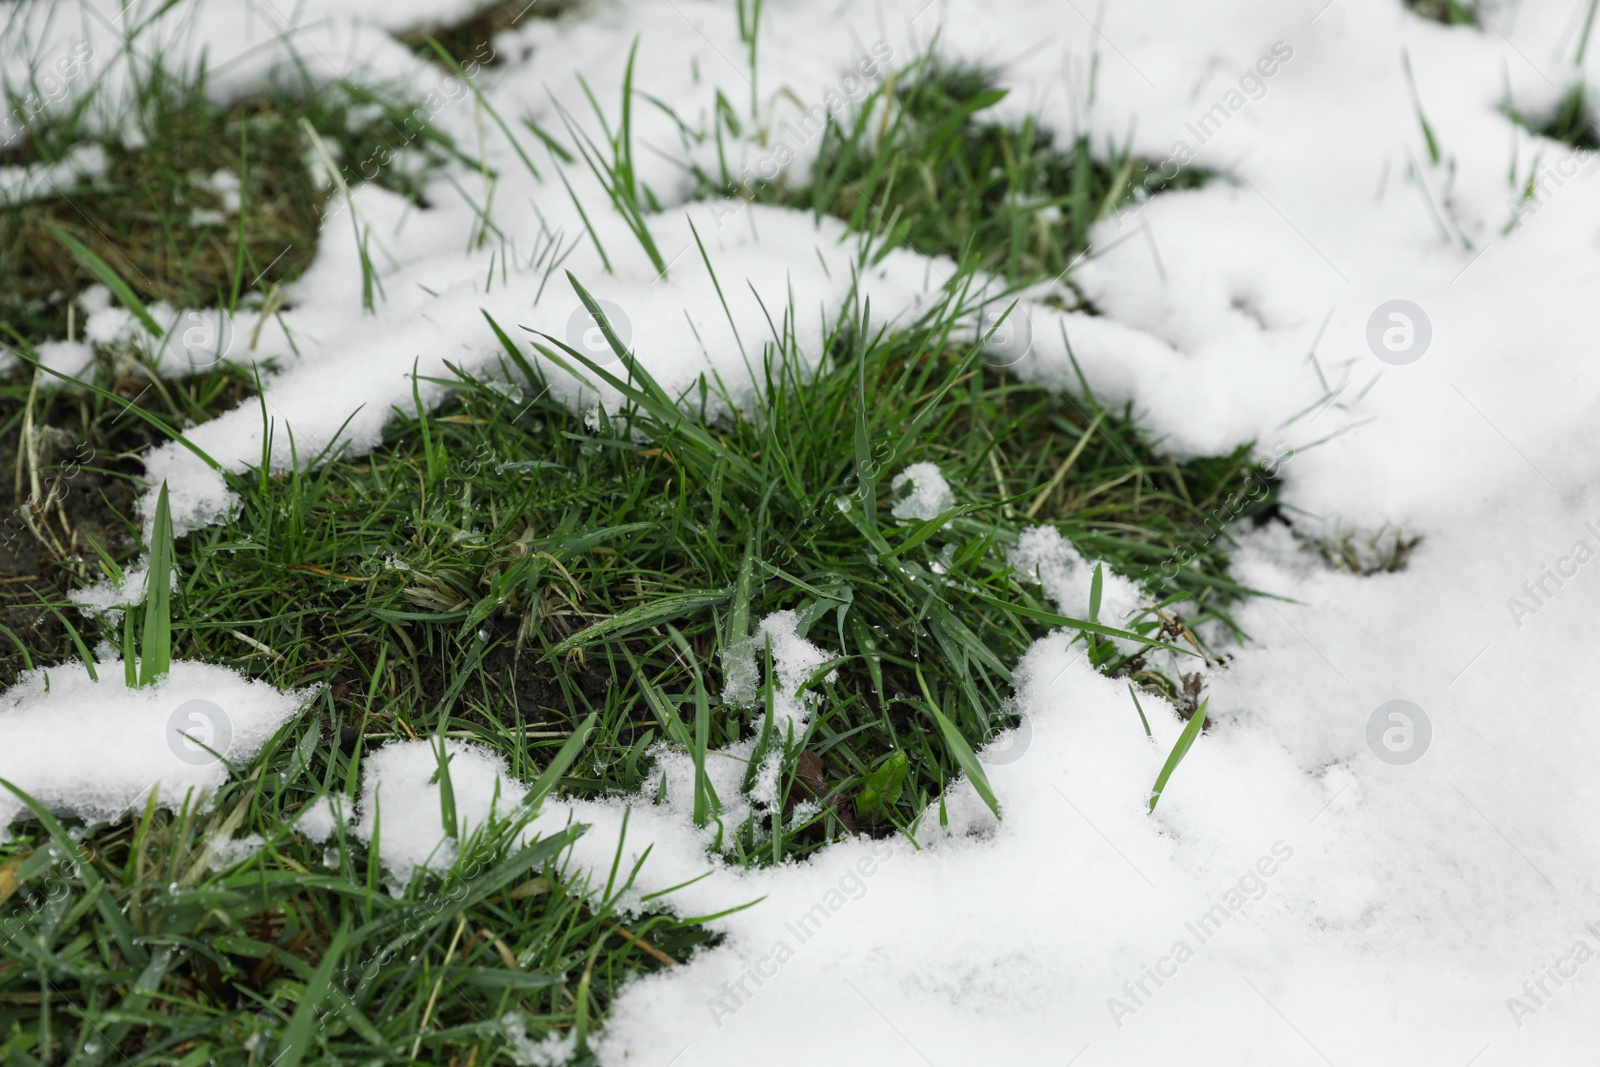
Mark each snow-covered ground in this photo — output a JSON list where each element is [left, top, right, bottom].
[[7, 0, 1600, 1062]]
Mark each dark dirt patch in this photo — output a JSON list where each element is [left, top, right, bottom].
[[399, 0, 585, 65], [0, 434, 136, 684], [0, 366, 258, 685]]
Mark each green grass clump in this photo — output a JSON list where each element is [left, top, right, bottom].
[[1519, 85, 1600, 150], [29, 269, 1267, 870], [702, 58, 1206, 285]]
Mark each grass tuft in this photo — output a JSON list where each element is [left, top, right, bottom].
[[699, 57, 1206, 286], [1, 67, 435, 346]]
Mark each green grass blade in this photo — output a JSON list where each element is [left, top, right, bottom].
[[527, 712, 599, 807], [273, 923, 349, 1067], [138, 481, 174, 687], [918, 666, 1001, 820], [546, 589, 731, 656], [30, 359, 224, 472], [47, 607, 97, 682], [45, 225, 164, 338], [1128, 684, 1153, 738], [1149, 698, 1208, 813], [971, 592, 1193, 654]]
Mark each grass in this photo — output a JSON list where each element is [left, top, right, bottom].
[[1405, 0, 1479, 25], [0, 23, 1283, 1065], [0, 63, 440, 349], [1513, 85, 1600, 151], [0, 355, 261, 684], [1503, 0, 1600, 150], [0, 746, 713, 1065], [699, 56, 1206, 289]]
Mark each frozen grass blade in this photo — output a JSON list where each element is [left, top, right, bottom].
[[971, 592, 1194, 655], [1400, 50, 1441, 165], [669, 626, 723, 833], [1578, 0, 1600, 64], [46, 607, 97, 682], [431, 735, 458, 840], [426, 38, 542, 181], [551, 45, 667, 274]]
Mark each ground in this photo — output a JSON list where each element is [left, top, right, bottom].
[[1, 0, 1599, 1064]]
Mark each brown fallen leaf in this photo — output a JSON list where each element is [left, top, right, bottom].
[[793, 752, 858, 835], [0, 853, 27, 908]]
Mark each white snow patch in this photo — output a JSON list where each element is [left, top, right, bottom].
[[0, 660, 308, 836], [0, 144, 104, 204], [349, 738, 534, 890], [67, 558, 176, 616], [294, 794, 347, 841], [33, 339, 94, 379], [889, 462, 955, 521], [1009, 524, 1148, 637], [204, 831, 265, 869], [498, 1013, 576, 1066]]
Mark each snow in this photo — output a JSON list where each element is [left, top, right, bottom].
[[294, 793, 346, 841], [499, 1013, 577, 1067], [67, 557, 174, 616], [889, 462, 955, 521], [0, 144, 104, 204], [204, 831, 265, 869], [1009, 524, 1145, 627], [347, 737, 537, 890], [31, 339, 94, 379], [0, 660, 308, 838], [5, 0, 1600, 1061], [729, 610, 837, 810]]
